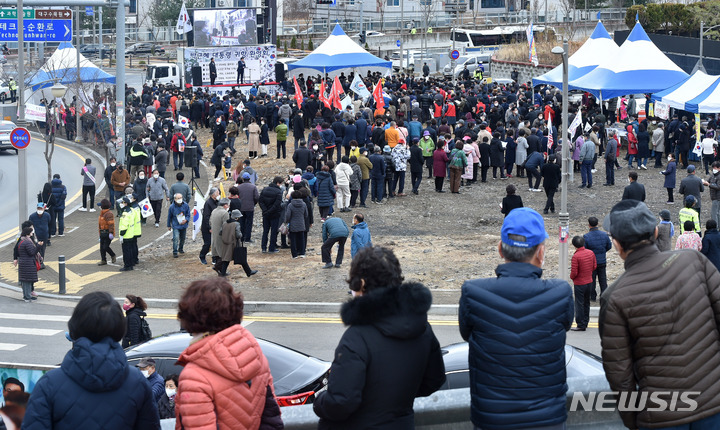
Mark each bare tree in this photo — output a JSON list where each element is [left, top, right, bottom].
[[377, 0, 387, 31], [420, 0, 436, 59], [556, 0, 578, 40]]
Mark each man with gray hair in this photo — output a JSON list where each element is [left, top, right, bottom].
[[459, 208, 573, 430], [210, 198, 230, 269], [198, 187, 220, 265], [603, 129, 618, 186], [600, 199, 720, 429]]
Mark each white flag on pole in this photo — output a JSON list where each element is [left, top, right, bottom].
[[138, 198, 154, 218], [349, 74, 371, 100], [192, 191, 203, 241], [176, 2, 192, 35], [568, 112, 582, 138]]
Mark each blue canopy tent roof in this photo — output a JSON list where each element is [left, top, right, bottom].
[[652, 70, 720, 113], [288, 24, 391, 79], [28, 42, 115, 92], [532, 21, 619, 90], [569, 22, 688, 100]]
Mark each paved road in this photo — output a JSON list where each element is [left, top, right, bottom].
[[0, 293, 601, 367], [0, 136, 87, 243]]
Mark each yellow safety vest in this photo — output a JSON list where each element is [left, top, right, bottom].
[[678, 207, 700, 233]]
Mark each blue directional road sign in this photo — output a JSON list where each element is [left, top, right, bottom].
[[10, 127, 30, 150], [396, 39, 401, 47], [0, 19, 72, 42]]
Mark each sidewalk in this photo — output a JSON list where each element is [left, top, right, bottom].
[[0, 135, 211, 299]]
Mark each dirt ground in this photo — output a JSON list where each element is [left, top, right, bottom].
[[140, 128, 693, 304]]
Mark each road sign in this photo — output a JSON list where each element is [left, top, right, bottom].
[[0, 18, 73, 42], [450, 49, 460, 60], [85, 6, 94, 16], [10, 127, 30, 150], [36, 10, 72, 20], [396, 39, 401, 47], [0, 9, 34, 19]]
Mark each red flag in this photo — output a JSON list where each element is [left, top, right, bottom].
[[547, 131, 554, 149], [330, 76, 344, 110], [372, 79, 384, 111], [293, 76, 304, 107], [319, 79, 330, 109]]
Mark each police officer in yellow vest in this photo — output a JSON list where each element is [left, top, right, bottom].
[[8, 77, 17, 103], [474, 68, 483, 81], [129, 193, 142, 265], [118, 196, 137, 271], [679, 195, 701, 233]]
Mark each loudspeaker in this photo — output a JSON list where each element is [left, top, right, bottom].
[[185, 145, 198, 169], [192, 66, 203, 87], [275, 63, 285, 83]]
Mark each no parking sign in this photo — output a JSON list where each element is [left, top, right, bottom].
[[10, 127, 30, 150]]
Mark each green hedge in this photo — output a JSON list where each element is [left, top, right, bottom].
[[625, 1, 720, 38]]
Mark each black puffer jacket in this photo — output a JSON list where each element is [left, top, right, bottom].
[[123, 307, 146, 348], [313, 282, 446, 430]]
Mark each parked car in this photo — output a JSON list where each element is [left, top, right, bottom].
[[352, 30, 385, 38], [124, 331, 330, 407], [443, 54, 491, 79], [0, 120, 18, 154], [438, 342, 605, 391], [79, 44, 114, 59], [0, 81, 10, 103], [126, 43, 165, 56]]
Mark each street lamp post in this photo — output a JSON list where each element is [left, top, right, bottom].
[[695, 21, 720, 73], [552, 40, 570, 283]]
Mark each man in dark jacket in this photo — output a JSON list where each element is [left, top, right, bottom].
[[600, 199, 720, 429], [701, 219, 720, 272], [320, 217, 349, 268], [293, 139, 313, 171], [292, 112, 305, 150], [524, 151, 544, 191], [583, 216, 612, 301], [408, 139, 424, 195], [199, 188, 219, 265], [258, 176, 284, 253], [459, 208, 573, 430], [679, 164, 704, 213], [50, 174, 67, 237], [604, 131, 618, 186], [237, 173, 259, 243], [368, 147, 386, 204], [621, 171, 646, 201]]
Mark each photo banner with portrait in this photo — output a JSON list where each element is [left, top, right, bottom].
[[183, 45, 276, 86], [193, 9, 257, 47]]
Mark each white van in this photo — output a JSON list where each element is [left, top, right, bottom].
[[145, 63, 182, 87]]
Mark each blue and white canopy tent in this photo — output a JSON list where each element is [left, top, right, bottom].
[[288, 24, 392, 79], [532, 21, 620, 90], [569, 22, 688, 100], [25, 42, 115, 108], [28, 42, 115, 91], [653, 70, 720, 113]]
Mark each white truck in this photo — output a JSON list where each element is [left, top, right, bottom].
[[145, 63, 183, 87]]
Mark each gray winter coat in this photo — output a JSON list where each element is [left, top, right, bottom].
[[350, 164, 362, 191], [285, 198, 308, 233], [146, 177, 170, 201]]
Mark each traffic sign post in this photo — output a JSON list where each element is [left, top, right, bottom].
[[10, 127, 30, 150], [0, 9, 72, 42], [450, 49, 460, 60], [396, 39, 401, 47]]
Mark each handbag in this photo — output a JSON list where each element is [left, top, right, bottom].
[[279, 223, 289, 235], [233, 243, 248, 266], [35, 252, 43, 271]]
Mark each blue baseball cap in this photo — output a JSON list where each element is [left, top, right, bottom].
[[501, 208, 549, 248]]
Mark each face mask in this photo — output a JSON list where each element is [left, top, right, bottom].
[[141, 370, 150, 379], [111, 163, 116, 167], [351, 290, 360, 297], [175, 199, 183, 204], [313, 145, 318, 150], [138, 174, 145, 180], [714, 170, 719, 175], [122, 303, 131, 311], [37, 210, 44, 215], [628, 178, 631, 184], [668, 157, 672, 161], [163, 129, 168, 133], [165, 388, 176, 398], [153, 174, 159, 179]]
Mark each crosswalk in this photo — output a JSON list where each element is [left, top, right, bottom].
[[0, 312, 70, 353]]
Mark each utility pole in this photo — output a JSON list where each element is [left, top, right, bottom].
[[99, 5, 103, 64], [75, 6, 81, 143], [116, 0, 126, 164], [400, 0, 403, 74], [558, 40, 569, 283], [17, 0, 28, 229]]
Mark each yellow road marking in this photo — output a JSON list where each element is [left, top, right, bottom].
[[0, 140, 88, 243], [144, 313, 598, 329]]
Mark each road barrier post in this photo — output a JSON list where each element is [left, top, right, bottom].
[[58, 255, 66, 294]]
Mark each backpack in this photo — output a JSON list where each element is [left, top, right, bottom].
[[139, 316, 152, 343]]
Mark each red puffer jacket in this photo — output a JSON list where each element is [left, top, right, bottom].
[[175, 325, 277, 430]]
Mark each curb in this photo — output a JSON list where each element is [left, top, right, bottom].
[[0, 279, 602, 317]]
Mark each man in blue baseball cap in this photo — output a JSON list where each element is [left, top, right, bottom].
[[459, 207, 573, 430]]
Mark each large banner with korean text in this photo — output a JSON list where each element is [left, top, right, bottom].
[[183, 45, 276, 86]]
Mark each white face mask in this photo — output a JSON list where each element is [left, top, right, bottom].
[[153, 174, 159, 179], [138, 174, 145, 179], [351, 290, 360, 297], [111, 163, 116, 167], [668, 157, 672, 161], [175, 199, 183, 204], [37, 210, 44, 216], [313, 145, 318, 150], [714, 170, 719, 175], [141, 370, 149, 378], [165, 388, 176, 398]]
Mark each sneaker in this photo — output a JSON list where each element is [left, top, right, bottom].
[[179, 250, 185, 254], [262, 250, 268, 253], [376, 200, 384, 205], [78, 207, 87, 212], [31, 291, 38, 297], [155, 223, 159, 228], [269, 250, 280, 253], [111, 255, 117, 264], [119, 267, 133, 271], [641, 165, 647, 170], [591, 169, 597, 173], [89, 208, 96, 212], [299, 254, 306, 258], [24, 299, 31, 303], [667, 201, 675, 204], [247, 270, 258, 276], [30, 296, 37, 300], [578, 184, 586, 188], [335, 263, 342, 268], [533, 188, 543, 192], [199, 256, 207, 264], [97, 260, 107, 266], [529, 188, 534, 192], [58, 234, 65, 237], [322, 263, 334, 269]]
